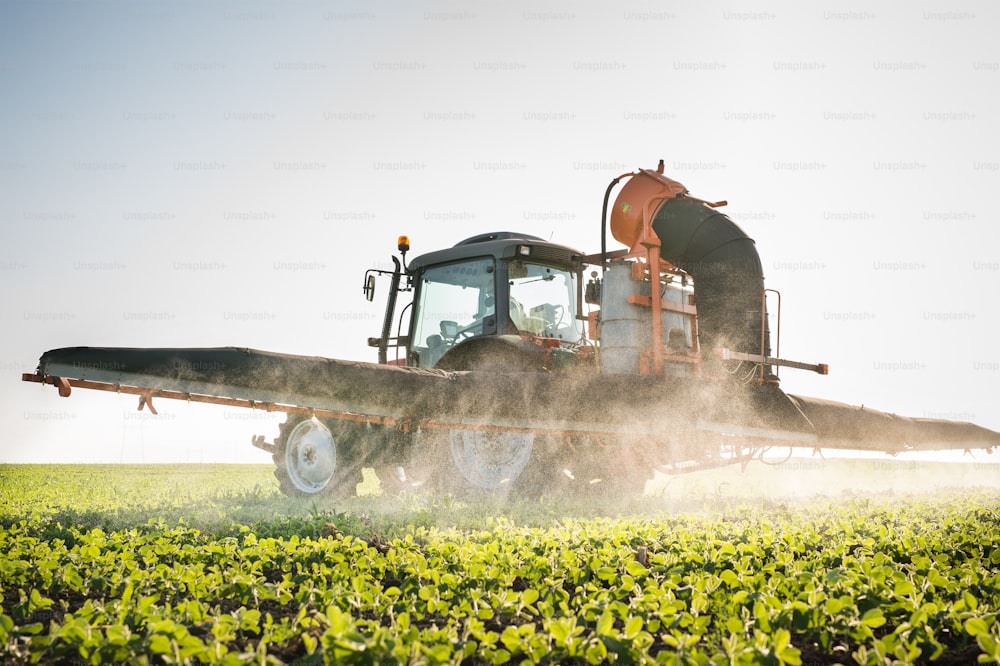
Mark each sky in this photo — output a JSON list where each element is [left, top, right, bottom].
[[1, 1, 998, 464]]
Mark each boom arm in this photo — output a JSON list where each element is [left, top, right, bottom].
[[22, 346, 998, 462]]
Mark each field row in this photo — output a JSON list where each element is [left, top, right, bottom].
[[1, 466, 999, 664]]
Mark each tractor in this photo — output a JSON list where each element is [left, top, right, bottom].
[[23, 162, 999, 497]]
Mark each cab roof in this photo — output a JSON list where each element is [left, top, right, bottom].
[[407, 231, 584, 272]]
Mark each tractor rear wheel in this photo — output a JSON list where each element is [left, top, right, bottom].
[[449, 429, 534, 491], [272, 416, 362, 498], [412, 428, 536, 496]]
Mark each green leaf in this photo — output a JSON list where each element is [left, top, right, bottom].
[[148, 634, 173, 654], [420, 643, 454, 661], [964, 617, 990, 637], [177, 633, 206, 659], [772, 628, 802, 665], [720, 570, 740, 587], [774, 628, 790, 653], [927, 569, 949, 587], [325, 605, 352, 635], [623, 616, 643, 640], [596, 566, 617, 581], [500, 626, 522, 653], [0, 614, 13, 641], [549, 618, 569, 643], [976, 633, 999, 659], [754, 600, 771, 632], [105, 624, 130, 645], [596, 610, 615, 637], [491, 649, 512, 664], [625, 560, 648, 577], [861, 608, 886, 628], [585, 639, 608, 664], [18, 622, 43, 636]]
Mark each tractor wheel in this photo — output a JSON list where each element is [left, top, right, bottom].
[[449, 429, 535, 492], [272, 416, 362, 498], [374, 463, 433, 496], [549, 437, 653, 500], [413, 428, 535, 496], [359, 425, 437, 496]]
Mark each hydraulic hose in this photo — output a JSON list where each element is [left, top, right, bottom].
[[601, 173, 633, 270]]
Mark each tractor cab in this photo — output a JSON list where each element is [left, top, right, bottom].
[[367, 232, 586, 369]]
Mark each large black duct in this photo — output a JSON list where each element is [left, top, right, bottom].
[[650, 197, 771, 367]]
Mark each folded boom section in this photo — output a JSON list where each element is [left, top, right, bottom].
[[24, 346, 998, 459]]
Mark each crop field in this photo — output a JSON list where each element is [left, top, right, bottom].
[[1, 463, 1000, 665]]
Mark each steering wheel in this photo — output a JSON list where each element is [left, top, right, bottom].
[[455, 319, 484, 341], [550, 303, 567, 328]]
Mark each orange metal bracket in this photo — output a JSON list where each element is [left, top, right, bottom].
[[626, 294, 697, 315], [138, 393, 158, 415]]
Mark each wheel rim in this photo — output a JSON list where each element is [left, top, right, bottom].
[[449, 430, 533, 489], [284, 419, 337, 493]]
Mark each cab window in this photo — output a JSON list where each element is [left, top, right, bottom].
[[507, 261, 583, 343], [411, 258, 496, 367]]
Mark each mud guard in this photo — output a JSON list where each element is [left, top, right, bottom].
[[434, 335, 548, 372]]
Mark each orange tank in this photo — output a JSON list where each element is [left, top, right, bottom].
[[609, 163, 688, 254]]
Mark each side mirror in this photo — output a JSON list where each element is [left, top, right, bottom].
[[364, 274, 376, 302]]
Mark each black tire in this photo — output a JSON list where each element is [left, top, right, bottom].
[[408, 428, 537, 498], [406, 430, 651, 501], [546, 436, 653, 500], [371, 462, 437, 496], [272, 416, 364, 498], [505, 435, 576, 500], [360, 425, 433, 497]]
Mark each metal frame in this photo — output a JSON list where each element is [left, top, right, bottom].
[[19, 372, 710, 440]]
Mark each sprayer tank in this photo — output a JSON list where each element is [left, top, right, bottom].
[[599, 261, 693, 375]]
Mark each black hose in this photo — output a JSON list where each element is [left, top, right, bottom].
[[650, 197, 771, 363], [600, 175, 624, 271]]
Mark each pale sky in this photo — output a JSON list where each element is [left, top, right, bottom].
[[2, 1, 998, 463]]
